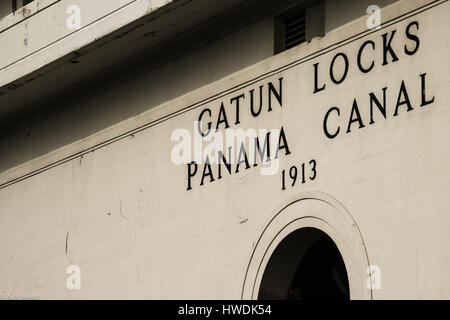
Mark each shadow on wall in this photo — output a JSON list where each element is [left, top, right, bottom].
[[258, 227, 350, 300]]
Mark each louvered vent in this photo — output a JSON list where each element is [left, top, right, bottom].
[[284, 10, 306, 50]]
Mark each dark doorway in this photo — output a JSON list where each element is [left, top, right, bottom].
[[258, 227, 350, 300]]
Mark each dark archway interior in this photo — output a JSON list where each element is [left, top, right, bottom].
[[258, 227, 350, 300]]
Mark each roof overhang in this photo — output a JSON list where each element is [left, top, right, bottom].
[[2, 0, 286, 123]]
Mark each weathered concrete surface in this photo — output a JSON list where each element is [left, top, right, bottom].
[[0, 0, 449, 299]]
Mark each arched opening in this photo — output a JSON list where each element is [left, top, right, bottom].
[[258, 227, 350, 300]]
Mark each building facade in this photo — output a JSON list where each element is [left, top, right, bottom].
[[0, 0, 449, 299]]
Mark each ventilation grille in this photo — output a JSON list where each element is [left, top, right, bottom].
[[285, 10, 306, 50]]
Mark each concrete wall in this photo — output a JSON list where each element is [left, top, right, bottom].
[[1, 0, 448, 299], [0, 0, 403, 175], [0, 14, 274, 174]]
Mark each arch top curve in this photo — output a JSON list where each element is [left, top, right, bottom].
[[241, 191, 372, 300]]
